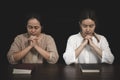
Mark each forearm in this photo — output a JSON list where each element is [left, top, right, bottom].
[[90, 44, 102, 58], [75, 43, 85, 58], [34, 45, 50, 60], [13, 46, 32, 62]]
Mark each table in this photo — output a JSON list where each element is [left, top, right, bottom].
[[8, 63, 120, 80]]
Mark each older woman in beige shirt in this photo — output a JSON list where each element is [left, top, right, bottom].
[[7, 14, 59, 64]]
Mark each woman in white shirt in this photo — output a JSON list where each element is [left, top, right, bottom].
[[63, 9, 114, 65]]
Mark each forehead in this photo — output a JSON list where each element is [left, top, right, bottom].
[[27, 18, 41, 25], [82, 19, 95, 24]]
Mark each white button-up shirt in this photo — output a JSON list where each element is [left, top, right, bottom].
[[63, 32, 114, 65]]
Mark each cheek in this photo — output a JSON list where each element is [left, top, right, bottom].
[[92, 28, 95, 32], [27, 29, 31, 33], [36, 29, 41, 33], [81, 28, 86, 32]]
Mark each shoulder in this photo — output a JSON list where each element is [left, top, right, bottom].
[[42, 33, 53, 38], [95, 33, 107, 41], [67, 33, 81, 42], [42, 33, 54, 40], [68, 33, 81, 40], [14, 33, 28, 40]]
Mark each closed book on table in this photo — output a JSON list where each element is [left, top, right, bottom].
[[13, 68, 32, 74], [12, 68, 32, 79], [80, 64, 100, 73]]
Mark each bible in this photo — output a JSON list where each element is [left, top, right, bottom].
[[13, 68, 32, 74], [80, 64, 100, 73]]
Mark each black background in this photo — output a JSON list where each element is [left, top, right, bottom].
[[0, 1, 120, 79]]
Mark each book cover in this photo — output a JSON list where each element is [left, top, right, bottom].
[[80, 64, 100, 73], [13, 68, 32, 74]]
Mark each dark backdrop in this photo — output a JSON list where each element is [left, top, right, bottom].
[[0, 1, 120, 79]]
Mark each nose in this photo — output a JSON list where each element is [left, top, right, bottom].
[[31, 28, 36, 33], [86, 27, 90, 31]]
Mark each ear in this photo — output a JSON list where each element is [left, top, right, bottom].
[[41, 25, 44, 33]]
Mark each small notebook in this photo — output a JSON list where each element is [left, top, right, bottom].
[[80, 64, 100, 73], [13, 68, 32, 74]]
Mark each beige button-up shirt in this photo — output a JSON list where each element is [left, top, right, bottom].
[[7, 33, 59, 64]]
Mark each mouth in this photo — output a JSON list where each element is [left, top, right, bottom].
[[85, 32, 93, 36], [30, 33, 36, 36], [85, 33, 91, 35]]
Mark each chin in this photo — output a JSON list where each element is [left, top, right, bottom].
[[30, 34, 36, 36], [85, 34, 93, 37]]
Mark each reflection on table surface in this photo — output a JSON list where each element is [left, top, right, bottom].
[[8, 63, 120, 80]]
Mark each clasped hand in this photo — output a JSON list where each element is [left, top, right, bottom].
[[82, 35, 94, 46], [28, 36, 39, 47]]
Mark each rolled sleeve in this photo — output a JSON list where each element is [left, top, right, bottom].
[[100, 36, 114, 64], [7, 36, 22, 64], [102, 50, 114, 64], [7, 54, 17, 64], [48, 52, 59, 64], [46, 36, 59, 64], [63, 36, 78, 65], [63, 49, 77, 65]]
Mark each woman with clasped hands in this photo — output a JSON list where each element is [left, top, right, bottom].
[[63, 9, 114, 65], [7, 14, 59, 64]]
